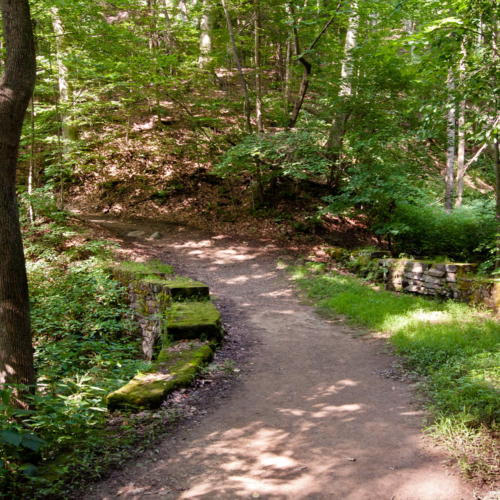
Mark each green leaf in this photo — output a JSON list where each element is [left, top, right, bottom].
[[19, 463, 38, 477], [21, 433, 47, 451], [0, 430, 22, 447]]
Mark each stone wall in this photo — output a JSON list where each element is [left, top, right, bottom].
[[324, 247, 500, 312], [111, 269, 171, 360], [379, 259, 500, 311]]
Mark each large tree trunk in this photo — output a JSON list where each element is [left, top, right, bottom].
[[0, 0, 37, 390], [445, 69, 456, 211]]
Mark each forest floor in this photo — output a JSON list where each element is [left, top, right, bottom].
[[79, 215, 479, 500]]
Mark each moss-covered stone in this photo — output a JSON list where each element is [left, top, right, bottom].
[[166, 302, 223, 342], [324, 246, 345, 261], [161, 281, 210, 300], [106, 342, 215, 410]]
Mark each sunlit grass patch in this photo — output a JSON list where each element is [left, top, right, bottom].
[[288, 264, 500, 482]]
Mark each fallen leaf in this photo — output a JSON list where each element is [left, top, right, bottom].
[[347, 457, 356, 461], [252, 493, 260, 498], [294, 466, 307, 472]]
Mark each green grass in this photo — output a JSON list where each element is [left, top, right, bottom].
[[288, 264, 500, 479]]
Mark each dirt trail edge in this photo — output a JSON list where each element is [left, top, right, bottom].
[[82, 217, 475, 500]]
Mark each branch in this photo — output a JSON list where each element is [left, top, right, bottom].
[[455, 114, 500, 185]]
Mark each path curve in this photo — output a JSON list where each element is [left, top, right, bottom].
[[82, 217, 474, 500]]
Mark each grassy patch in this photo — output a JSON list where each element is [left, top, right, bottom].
[[288, 264, 500, 483]]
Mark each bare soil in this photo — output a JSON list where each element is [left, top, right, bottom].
[[80, 216, 477, 500]]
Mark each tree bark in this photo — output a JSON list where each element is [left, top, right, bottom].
[[445, 68, 456, 211], [198, 0, 212, 68], [326, 0, 357, 186], [221, 0, 252, 133], [455, 37, 467, 207], [255, 0, 263, 133], [0, 0, 37, 389], [494, 130, 500, 270]]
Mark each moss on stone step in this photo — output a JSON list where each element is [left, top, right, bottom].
[[166, 302, 223, 342], [106, 342, 215, 410], [162, 280, 209, 300]]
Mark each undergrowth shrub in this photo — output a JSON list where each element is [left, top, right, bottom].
[[389, 200, 496, 263], [1, 198, 149, 497]]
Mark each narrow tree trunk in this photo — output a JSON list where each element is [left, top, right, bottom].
[[198, 0, 212, 68], [51, 8, 76, 149], [494, 130, 500, 270], [179, 0, 188, 22], [52, 8, 76, 210], [455, 37, 467, 207], [288, 1, 341, 128], [221, 0, 252, 133], [455, 99, 466, 207], [326, 0, 357, 186], [445, 69, 456, 211], [0, 0, 37, 390], [255, 0, 263, 133], [28, 97, 35, 223], [284, 40, 291, 113]]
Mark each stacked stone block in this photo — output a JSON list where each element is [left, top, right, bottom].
[[375, 258, 500, 310]]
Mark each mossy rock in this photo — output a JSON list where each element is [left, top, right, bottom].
[[324, 246, 345, 261], [161, 280, 210, 300], [106, 342, 215, 410], [166, 302, 223, 342]]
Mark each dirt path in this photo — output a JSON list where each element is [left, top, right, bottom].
[[82, 217, 475, 500]]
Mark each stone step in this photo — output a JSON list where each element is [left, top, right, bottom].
[[166, 302, 223, 342], [106, 341, 215, 410]]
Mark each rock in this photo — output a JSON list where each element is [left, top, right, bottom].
[[423, 275, 444, 285], [405, 262, 430, 272], [404, 272, 424, 280], [148, 231, 162, 240], [428, 268, 445, 278], [127, 230, 146, 237], [403, 278, 424, 287], [446, 273, 457, 283]]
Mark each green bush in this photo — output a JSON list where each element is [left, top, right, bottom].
[[389, 200, 496, 263]]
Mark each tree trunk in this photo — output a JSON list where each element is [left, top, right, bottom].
[[0, 0, 37, 390], [326, 0, 357, 186], [288, 1, 341, 128], [494, 130, 500, 270], [51, 8, 77, 148], [284, 39, 291, 113], [255, 0, 263, 133], [198, 0, 212, 68], [28, 96, 35, 223], [221, 0, 252, 133], [455, 37, 467, 207], [178, 0, 188, 22], [445, 69, 456, 211], [455, 99, 466, 207]]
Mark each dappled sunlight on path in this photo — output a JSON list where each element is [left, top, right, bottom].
[[81, 217, 474, 500]]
